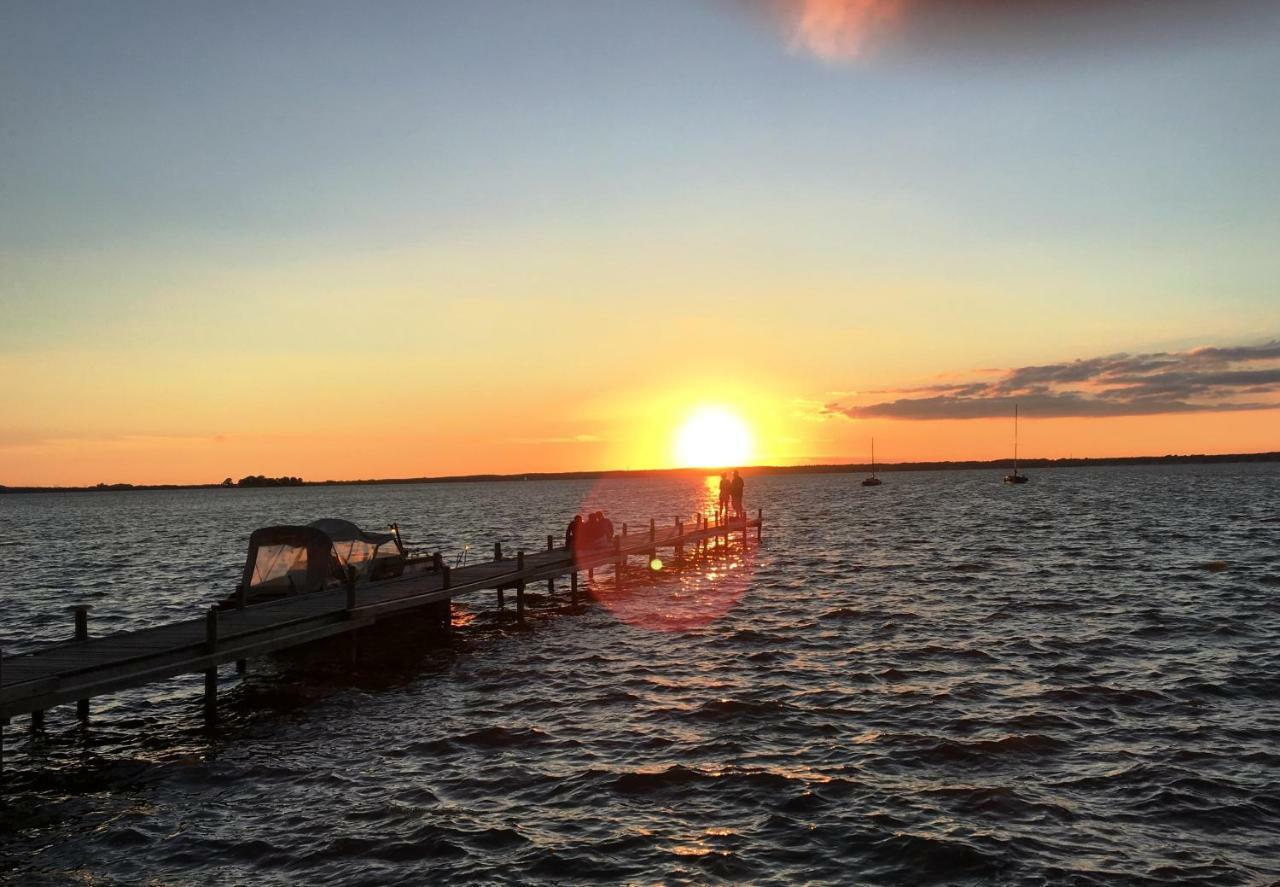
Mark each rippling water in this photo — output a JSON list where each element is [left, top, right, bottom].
[[2, 465, 1279, 885]]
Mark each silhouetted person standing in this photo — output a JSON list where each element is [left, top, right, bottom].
[[565, 514, 582, 552], [731, 470, 745, 519], [718, 473, 730, 520]]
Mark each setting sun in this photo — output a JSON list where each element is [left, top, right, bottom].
[[674, 406, 754, 468]]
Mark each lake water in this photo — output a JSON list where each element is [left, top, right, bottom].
[[2, 465, 1278, 885]]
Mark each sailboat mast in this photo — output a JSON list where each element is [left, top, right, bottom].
[[1013, 404, 1018, 473]]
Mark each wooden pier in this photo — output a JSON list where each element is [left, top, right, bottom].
[[0, 510, 762, 771]]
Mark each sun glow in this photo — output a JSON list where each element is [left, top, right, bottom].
[[674, 406, 754, 468]]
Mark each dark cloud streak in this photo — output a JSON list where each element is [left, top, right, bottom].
[[828, 339, 1280, 420], [732, 0, 1276, 62]]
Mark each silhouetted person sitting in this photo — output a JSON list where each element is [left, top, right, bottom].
[[565, 514, 582, 551], [731, 470, 745, 519], [581, 512, 603, 548], [577, 512, 615, 549]]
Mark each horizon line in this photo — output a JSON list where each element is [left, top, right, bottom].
[[3, 450, 1278, 494]]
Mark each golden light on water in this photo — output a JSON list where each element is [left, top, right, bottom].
[[674, 406, 754, 468], [650, 557, 663, 571]]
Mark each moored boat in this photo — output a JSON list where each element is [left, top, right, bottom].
[[1003, 405, 1030, 484], [861, 437, 883, 486], [219, 519, 430, 608]]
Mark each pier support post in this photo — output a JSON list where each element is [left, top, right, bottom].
[[433, 552, 444, 572], [676, 519, 683, 558], [204, 606, 219, 723], [516, 551, 527, 625], [441, 566, 453, 635], [494, 542, 503, 561], [72, 605, 91, 722], [757, 508, 763, 542], [235, 583, 247, 610], [614, 537, 624, 589], [236, 659, 247, 674], [30, 710, 44, 732], [547, 535, 554, 552], [570, 571, 579, 605], [622, 523, 628, 539]]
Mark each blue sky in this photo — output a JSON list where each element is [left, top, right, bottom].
[[2, 1, 1278, 482]]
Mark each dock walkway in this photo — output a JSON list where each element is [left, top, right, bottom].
[[1, 511, 762, 769]]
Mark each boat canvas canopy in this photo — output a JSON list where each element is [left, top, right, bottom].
[[240, 526, 339, 595], [307, 519, 403, 577], [237, 519, 406, 602]]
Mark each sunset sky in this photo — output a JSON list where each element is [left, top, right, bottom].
[[2, 1, 1278, 485]]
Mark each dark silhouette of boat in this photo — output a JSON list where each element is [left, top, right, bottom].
[[862, 438, 883, 486], [1003, 405, 1029, 484]]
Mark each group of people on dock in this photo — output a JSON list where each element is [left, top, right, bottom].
[[562, 471, 746, 557], [718, 470, 746, 521], [564, 511, 614, 551]]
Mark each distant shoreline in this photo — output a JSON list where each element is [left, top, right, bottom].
[[3, 451, 1277, 494]]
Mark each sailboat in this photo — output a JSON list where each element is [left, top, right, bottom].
[[861, 438, 883, 486], [1003, 404, 1029, 484]]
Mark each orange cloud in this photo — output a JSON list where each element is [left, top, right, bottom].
[[785, 0, 902, 61]]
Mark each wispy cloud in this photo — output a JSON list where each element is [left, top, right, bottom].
[[512, 434, 604, 445], [826, 339, 1280, 420], [0, 431, 232, 449]]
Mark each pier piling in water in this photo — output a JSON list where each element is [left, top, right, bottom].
[[204, 606, 219, 722]]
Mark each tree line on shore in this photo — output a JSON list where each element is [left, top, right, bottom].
[[222, 475, 304, 487]]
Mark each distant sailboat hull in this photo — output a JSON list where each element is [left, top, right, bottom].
[[1003, 473, 1029, 484], [862, 438, 883, 486]]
